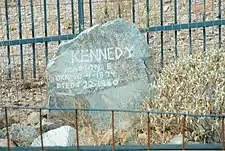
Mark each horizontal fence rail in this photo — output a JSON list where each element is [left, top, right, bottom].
[[0, 106, 224, 151], [1, 19, 225, 47]]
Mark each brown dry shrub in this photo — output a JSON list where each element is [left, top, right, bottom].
[[138, 48, 225, 143]]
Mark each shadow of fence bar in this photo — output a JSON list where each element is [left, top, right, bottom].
[[0, 106, 224, 151]]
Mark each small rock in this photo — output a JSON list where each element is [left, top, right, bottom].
[[42, 119, 64, 132], [27, 112, 40, 125], [41, 110, 48, 118], [0, 112, 14, 129], [0, 139, 16, 147], [169, 133, 188, 144], [35, 118, 64, 133], [31, 126, 76, 147], [8, 124, 37, 146], [137, 132, 147, 145]]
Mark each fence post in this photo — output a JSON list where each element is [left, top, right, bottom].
[[75, 109, 79, 151], [30, 0, 36, 79], [111, 111, 115, 151], [4, 0, 11, 79], [39, 109, 44, 151], [43, 0, 48, 65], [188, 0, 192, 55], [160, 0, 164, 67], [132, 0, 135, 23], [17, 0, 24, 79], [182, 115, 186, 151], [4, 107, 10, 151], [57, 0, 61, 44], [78, 0, 84, 33], [146, 0, 150, 44], [147, 112, 151, 151], [203, 0, 206, 52], [222, 117, 224, 150], [174, 0, 178, 59], [218, 0, 222, 49], [89, 0, 93, 27]]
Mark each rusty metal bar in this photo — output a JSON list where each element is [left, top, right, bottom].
[[112, 111, 115, 151], [222, 117, 224, 151], [39, 109, 44, 151], [4, 107, 10, 151], [75, 109, 79, 151], [147, 112, 150, 151], [182, 115, 186, 151]]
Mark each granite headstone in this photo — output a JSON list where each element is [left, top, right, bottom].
[[47, 18, 155, 130]]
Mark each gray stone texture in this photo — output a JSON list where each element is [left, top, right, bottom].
[[47, 18, 155, 130], [8, 124, 37, 146]]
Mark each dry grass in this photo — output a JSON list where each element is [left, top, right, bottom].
[[138, 48, 225, 144]]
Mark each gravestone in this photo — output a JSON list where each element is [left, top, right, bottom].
[[47, 18, 155, 130]]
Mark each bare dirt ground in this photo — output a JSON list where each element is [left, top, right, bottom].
[[0, 0, 225, 145]]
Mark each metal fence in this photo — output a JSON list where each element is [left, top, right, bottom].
[[0, 106, 225, 150], [0, 0, 225, 150]]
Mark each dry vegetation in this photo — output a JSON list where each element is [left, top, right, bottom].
[[0, 0, 225, 146], [141, 48, 225, 144]]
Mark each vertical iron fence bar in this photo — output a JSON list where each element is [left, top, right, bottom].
[[4, 0, 11, 79], [75, 109, 79, 151], [4, 107, 10, 151], [147, 112, 150, 151], [81, 0, 84, 28], [218, 0, 222, 49], [71, 0, 75, 34], [203, 0, 206, 52], [104, 0, 108, 23], [30, 0, 36, 78], [57, 0, 61, 44], [132, 0, 135, 23], [43, 0, 48, 65], [89, 0, 93, 27], [118, 0, 121, 18], [188, 0, 192, 55], [174, 0, 178, 59], [182, 115, 186, 151], [111, 111, 115, 151], [222, 117, 224, 150], [78, 0, 83, 33], [39, 109, 44, 151], [146, 0, 150, 44], [17, 0, 24, 79], [160, 0, 164, 67]]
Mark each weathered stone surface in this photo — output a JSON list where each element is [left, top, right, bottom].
[[35, 118, 64, 133], [27, 112, 40, 125], [169, 133, 188, 144], [8, 124, 37, 146], [47, 18, 155, 130], [31, 126, 76, 147]]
